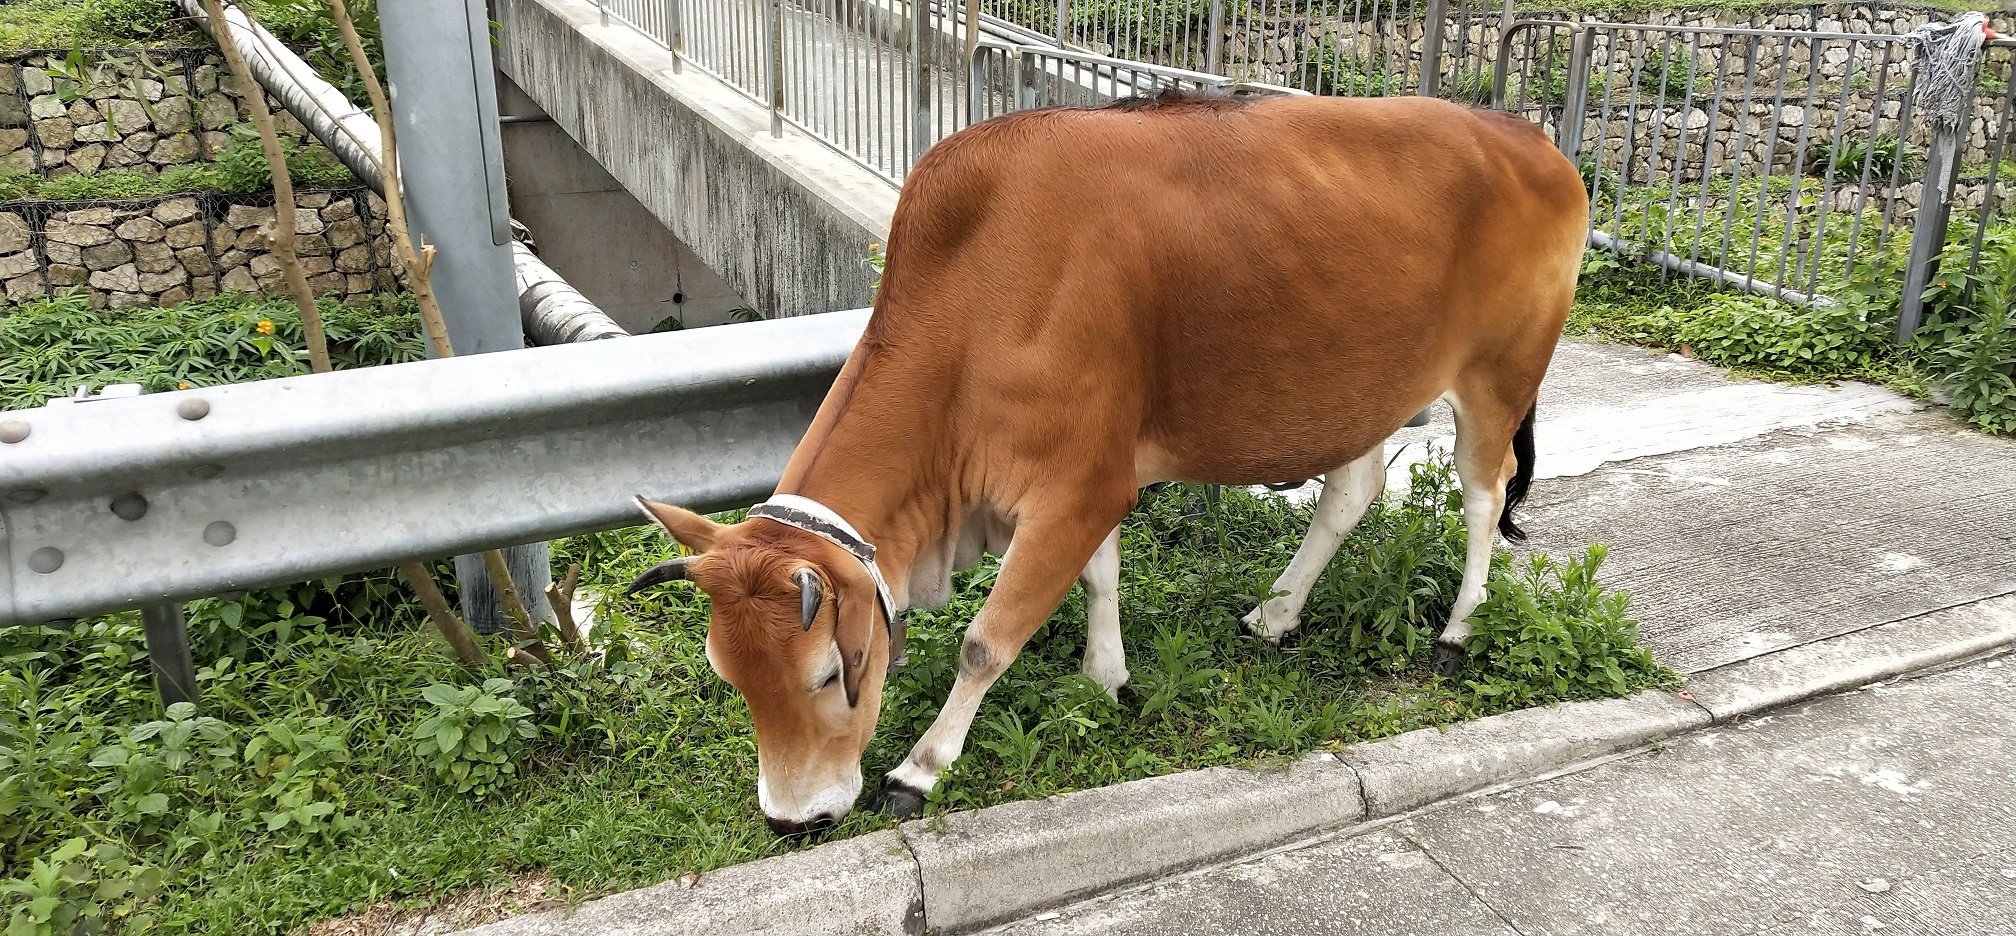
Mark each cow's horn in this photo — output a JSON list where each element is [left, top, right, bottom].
[[626, 557, 691, 594], [794, 568, 823, 631]]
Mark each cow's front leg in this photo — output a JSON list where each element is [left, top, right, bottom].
[[1078, 525, 1127, 700], [873, 502, 1130, 817]]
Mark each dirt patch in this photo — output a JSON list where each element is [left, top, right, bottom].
[[294, 873, 571, 936]]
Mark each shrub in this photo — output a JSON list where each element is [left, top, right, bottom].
[[412, 680, 538, 800], [1669, 291, 1893, 376]]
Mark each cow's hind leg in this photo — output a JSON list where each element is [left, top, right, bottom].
[[1079, 525, 1127, 699], [1433, 388, 1538, 676], [873, 489, 1135, 817], [1242, 444, 1386, 642]]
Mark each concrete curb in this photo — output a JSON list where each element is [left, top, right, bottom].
[[450, 591, 2015, 936]]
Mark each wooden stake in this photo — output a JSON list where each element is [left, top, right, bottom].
[[401, 562, 489, 666]]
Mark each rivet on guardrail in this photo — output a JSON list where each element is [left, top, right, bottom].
[[190, 464, 224, 480], [177, 398, 210, 421], [110, 492, 148, 522], [0, 420, 28, 443], [7, 489, 46, 504], [203, 521, 236, 547], [27, 547, 63, 574]]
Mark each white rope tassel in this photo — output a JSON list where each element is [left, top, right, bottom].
[[1910, 11, 1989, 132]]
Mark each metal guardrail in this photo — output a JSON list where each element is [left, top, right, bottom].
[[0, 310, 871, 627]]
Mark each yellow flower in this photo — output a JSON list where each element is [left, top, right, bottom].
[[869, 243, 881, 252], [177, 381, 191, 390], [255, 319, 275, 335]]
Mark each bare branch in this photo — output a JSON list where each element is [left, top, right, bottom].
[[401, 562, 489, 666]]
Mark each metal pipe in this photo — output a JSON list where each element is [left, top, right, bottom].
[[174, 0, 628, 345], [1420, 0, 1448, 97]]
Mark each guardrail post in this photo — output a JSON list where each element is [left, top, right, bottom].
[[1557, 27, 1593, 158], [142, 604, 197, 708], [1206, 0, 1224, 72], [767, 0, 784, 136], [1055, 0, 1069, 48], [1419, 0, 1448, 97], [667, 0, 683, 70], [382, 0, 557, 636]]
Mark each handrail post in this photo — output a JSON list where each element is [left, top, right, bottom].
[[970, 42, 985, 122], [1206, 0, 1224, 73], [1055, 0, 1069, 48], [1897, 23, 1987, 344], [1491, 22, 1518, 108], [912, 0, 931, 166], [767, 0, 784, 136], [1558, 26, 1593, 158], [1419, 0, 1448, 97], [667, 0, 683, 70]]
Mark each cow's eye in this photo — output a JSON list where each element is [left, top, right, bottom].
[[819, 671, 841, 691]]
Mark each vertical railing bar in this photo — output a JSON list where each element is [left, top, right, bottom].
[[1771, 34, 1825, 294], [1659, 30, 1701, 266], [1742, 32, 1795, 287], [1801, 36, 1861, 297], [1715, 35, 1762, 280], [1843, 40, 1898, 276], [1964, 56, 2016, 279], [1610, 30, 1648, 245], [768, 0, 785, 135], [1873, 42, 1919, 260], [1420, 0, 1447, 97]]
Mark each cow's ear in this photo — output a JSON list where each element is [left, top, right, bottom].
[[831, 564, 880, 707], [634, 497, 726, 552]]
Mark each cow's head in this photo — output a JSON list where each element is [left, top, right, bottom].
[[628, 498, 891, 834]]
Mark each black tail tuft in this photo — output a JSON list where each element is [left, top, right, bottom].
[[1498, 404, 1537, 542]]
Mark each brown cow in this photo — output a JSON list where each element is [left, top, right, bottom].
[[628, 90, 1588, 833]]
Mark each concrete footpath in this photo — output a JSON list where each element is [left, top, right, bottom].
[[449, 339, 2016, 936], [990, 653, 2016, 936]]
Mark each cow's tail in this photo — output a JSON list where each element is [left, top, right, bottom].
[[1497, 404, 1537, 543]]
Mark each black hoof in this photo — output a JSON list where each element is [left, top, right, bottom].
[[1431, 643, 1465, 678], [869, 776, 928, 819]]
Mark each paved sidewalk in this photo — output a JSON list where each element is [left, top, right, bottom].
[[989, 654, 2016, 936]]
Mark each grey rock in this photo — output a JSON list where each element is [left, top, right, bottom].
[[65, 143, 105, 173], [335, 244, 374, 273], [45, 263, 88, 286], [43, 242, 82, 266], [44, 221, 114, 248], [325, 217, 366, 250], [132, 241, 175, 274], [149, 132, 199, 164], [163, 221, 207, 250], [156, 284, 191, 307], [139, 267, 188, 292], [0, 213, 30, 254], [81, 241, 134, 271], [88, 263, 140, 292], [34, 117, 74, 148], [101, 99, 149, 134], [175, 247, 214, 276], [28, 95, 66, 120], [115, 217, 166, 242], [220, 266, 254, 293], [5, 273, 42, 302], [225, 204, 275, 230], [0, 250, 38, 279], [153, 198, 201, 226]]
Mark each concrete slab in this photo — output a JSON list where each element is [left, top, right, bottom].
[[1338, 690, 1710, 818], [1397, 658, 2016, 936], [1519, 411, 2016, 673], [901, 753, 1364, 933], [984, 830, 1520, 936], [450, 829, 922, 936], [1684, 592, 2016, 722]]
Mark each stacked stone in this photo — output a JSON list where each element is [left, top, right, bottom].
[[31, 199, 207, 308], [0, 190, 394, 309], [211, 193, 394, 299], [0, 51, 310, 178]]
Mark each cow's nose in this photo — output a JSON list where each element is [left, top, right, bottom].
[[765, 813, 837, 838]]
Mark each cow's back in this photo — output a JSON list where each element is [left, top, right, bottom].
[[875, 93, 1587, 487]]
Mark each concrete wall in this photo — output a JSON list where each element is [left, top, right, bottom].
[[490, 0, 896, 320], [495, 74, 752, 333]]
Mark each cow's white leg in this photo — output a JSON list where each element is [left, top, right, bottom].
[[875, 500, 1130, 817], [1433, 393, 1521, 676], [1241, 445, 1386, 642], [1078, 525, 1127, 699]]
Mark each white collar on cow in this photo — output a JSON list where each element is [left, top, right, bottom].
[[749, 494, 907, 668]]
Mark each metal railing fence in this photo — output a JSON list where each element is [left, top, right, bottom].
[[593, 0, 1249, 181]]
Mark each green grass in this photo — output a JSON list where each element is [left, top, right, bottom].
[[0, 125, 357, 202], [0, 0, 196, 49], [3, 469, 1675, 934], [0, 283, 1678, 932], [0, 289, 420, 410]]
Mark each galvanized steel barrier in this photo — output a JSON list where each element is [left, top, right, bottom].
[[0, 310, 871, 628]]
